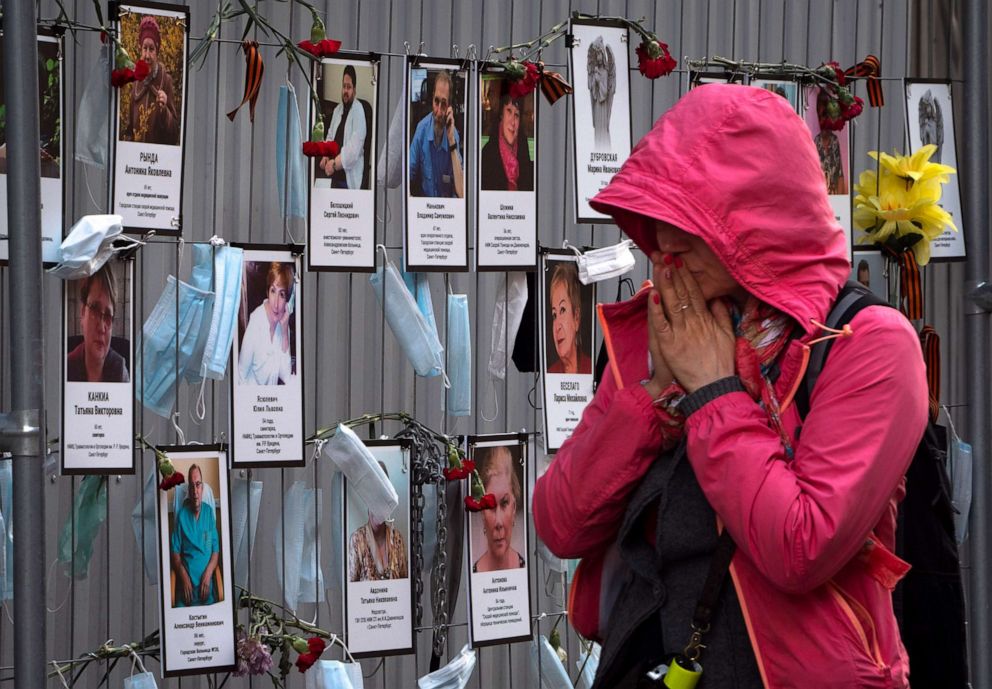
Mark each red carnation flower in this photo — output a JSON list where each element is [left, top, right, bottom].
[[302, 140, 340, 158], [307, 637, 326, 655], [297, 38, 342, 58], [295, 652, 318, 673], [111, 67, 135, 88], [158, 471, 185, 491], [508, 61, 541, 99], [635, 40, 677, 80], [133, 59, 150, 82], [465, 493, 497, 512], [443, 458, 476, 481], [840, 94, 864, 120]]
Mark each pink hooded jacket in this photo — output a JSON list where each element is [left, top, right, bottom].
[[532, 84, 928, 688]]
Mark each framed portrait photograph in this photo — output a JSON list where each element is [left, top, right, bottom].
[[157, 446, 237, 677], [905, 79, 966, 261], [230, 244, 306, 468], [0, 29, 64, 265], [404, 58, 469, 271], [688, 70, 749, 90], [308, 52, 379, 272], [750, 76, 801, 113], [803, 86, 853, 261], [466, 434, 532, 648], [540, 250, 596, 453], [850, 250, 888, 301], [111, 0, 189, 235], [61, 257, 135, 474], [569, 18, 632, 224], [343, 440, 414, 657], [475, 65, 538, 270]]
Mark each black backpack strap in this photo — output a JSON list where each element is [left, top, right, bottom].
[[795, 281, 890, 420]]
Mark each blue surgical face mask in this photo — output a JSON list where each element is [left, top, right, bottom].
[[445, 294, 471, 417], [370, 260, 446, 380], [276, 83, 307, 219], [575, 643, 601, 689], [529, 635, 572, 689], [401, 269, 440, 342], [275, 481, 324, 613], [199, 243, 244, 381], [231, 475, 262, 589], [377, 90, 405, 190], [75, 44, 110, 169], [58, 475, 109, 579], [0, 460, 12, 600], [306, 660, 362, 689], [135, 276, 215, 418], [123, 672, 159, 689], [131, 469, 159, 584], [48, 214, 139, 280], [180, 245, 219, 385]]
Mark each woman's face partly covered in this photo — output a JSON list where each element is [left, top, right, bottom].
[[482, 470, 516, 559], [550, 279, 579, 362], [652, 220, 745, 303], [81, 279, 114, 365]]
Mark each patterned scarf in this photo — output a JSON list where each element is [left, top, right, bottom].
[[655, 296, 794, 452], [498, 134, 520, 191]]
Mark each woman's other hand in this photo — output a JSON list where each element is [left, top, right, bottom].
[[644, 287, 675, 399], [650, 253, 735, 393]]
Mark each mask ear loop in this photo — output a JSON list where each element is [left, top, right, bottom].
[[124, 643, 149, 676], [328, 633, 357, 664], [171, 412, 187, 446], [480, 377, 499, 422], [45, 556, 72, 613]]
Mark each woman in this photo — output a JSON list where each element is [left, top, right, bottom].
[[238, 262, 294, 386], [67, 265, 129, 383], [547, 262, 592, 375], [122, 15, 180, 145], [473, 446, 525, 573], [480, 91, 533, 191], [532, 84, 927, 688], [348, 462, 408, 582]]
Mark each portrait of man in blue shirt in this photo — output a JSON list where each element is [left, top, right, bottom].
[[409, 70, 465, 198], [170, 464, 220, 607]]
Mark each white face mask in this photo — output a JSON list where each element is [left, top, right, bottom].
[[575, 643, 601, 689], [488, 272, 528, 381], [325, 424, 398, 523], [75, 44, 110, 169], [48, 215, 140, 280], [231, 476, 262, 588], [130, 470, 159, 584], [274, 481, 324, 612], [417, 644, 476, 689], [575, 240, 636, 285]]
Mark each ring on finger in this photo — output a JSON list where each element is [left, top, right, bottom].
[[679, 303, 691, 311]]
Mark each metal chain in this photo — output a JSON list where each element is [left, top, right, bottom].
[[432, 477, 448, 658], [395, 419, 449, 655]]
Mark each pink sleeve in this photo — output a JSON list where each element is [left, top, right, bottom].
[[532, 371, 676, 559], [684, 307, 929, 593]]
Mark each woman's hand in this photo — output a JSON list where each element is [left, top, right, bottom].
[[649, 253, 736, 394], [644, 295, 675, 399]]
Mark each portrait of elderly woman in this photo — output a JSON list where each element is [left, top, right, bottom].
[[66, 264, 130, 383], [480, 79, 534, 192], [810, 88, 848, 195], [471, 445, 526, 573], [238, 261, 296, 386], [120, 15, 181, 145], [545, 261, 593, 375]]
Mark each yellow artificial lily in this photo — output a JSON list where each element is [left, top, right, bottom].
[[870, 145, 956, 185], [853, 149, 957, 265]]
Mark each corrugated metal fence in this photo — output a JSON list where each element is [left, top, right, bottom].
[[0, 0, 988, 686]]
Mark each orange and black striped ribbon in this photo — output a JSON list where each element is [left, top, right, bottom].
[[844, 54, 883, 107], [227, 40, 264, 122], [920, 325, 940, 422], [898, 250, 923, 320], [540, 69, 573, 105]]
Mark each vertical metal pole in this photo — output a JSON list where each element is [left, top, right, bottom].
[[2, 2, 48, 689], [963, 0, 990, 687]]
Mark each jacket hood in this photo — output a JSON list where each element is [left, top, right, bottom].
[[590, 83, 850, 335]]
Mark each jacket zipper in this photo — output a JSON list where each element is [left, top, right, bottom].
[[826, 581, 886, 669]]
